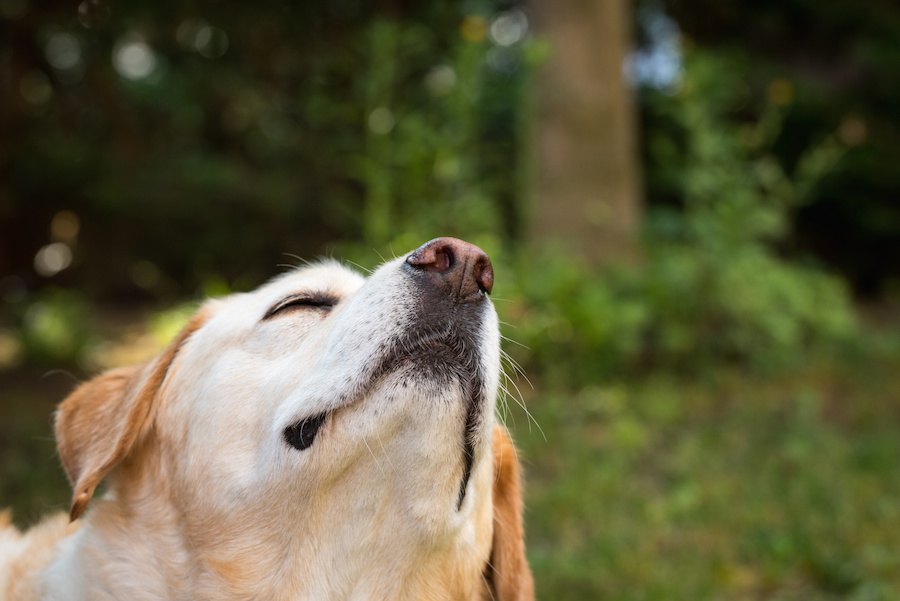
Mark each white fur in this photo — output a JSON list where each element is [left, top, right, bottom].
[[30, 255, 500, 600]]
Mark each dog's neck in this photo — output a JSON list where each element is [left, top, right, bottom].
[[36, 448, 495, 601]]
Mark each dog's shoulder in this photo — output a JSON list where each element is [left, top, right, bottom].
[[0, 510, 79, 601]]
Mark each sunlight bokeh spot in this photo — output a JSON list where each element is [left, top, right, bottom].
[[460, 15, 487, 43], [34, 243, 72, 277], [44, 33, 82, 71], [113, 34, 157, 80], [50, 211, 80, 243], [489, 9, 528, 47], [424, 65, 457, 96], [176, 19, 228, 58], [368, 107, 395, 135]]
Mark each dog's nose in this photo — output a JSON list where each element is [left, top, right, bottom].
[[406, 237, 494, 300]]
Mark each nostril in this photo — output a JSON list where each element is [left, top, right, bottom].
[[433, 246, 452, 272], [406, 240, 454, 273], [475, 258, 494, 295]]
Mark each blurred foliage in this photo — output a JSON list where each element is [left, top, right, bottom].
[[16, 288, 93, 365], [1, 0, 534, 366], [650, 0, 900, 295], [3, 1, 900, 600], [515, 352, 900, 600], [508, 49, 857, 382], [0, 0, 530, 304]]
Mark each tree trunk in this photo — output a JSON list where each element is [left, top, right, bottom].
[[530, 0, 641, 265]]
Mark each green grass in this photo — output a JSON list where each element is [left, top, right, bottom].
[[509, 356, 900, 600]]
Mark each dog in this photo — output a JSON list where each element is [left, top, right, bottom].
[[0, 238, 534, 600]]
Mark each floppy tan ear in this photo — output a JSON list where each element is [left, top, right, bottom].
[[487, 424, 535, 601], [55, 313, 206, 521]]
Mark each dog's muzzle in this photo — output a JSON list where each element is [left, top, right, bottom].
[[284, 238, 495, 510], [405, 237, 494, 507]]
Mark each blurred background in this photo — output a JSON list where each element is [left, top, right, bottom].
[[2, 0, 900, 598]]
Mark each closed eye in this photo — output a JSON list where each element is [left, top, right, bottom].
[[263, 293, 337, 320]]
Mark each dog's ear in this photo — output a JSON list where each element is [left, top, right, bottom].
[[55, 313, 206, 521], [487, 424, 535, 601]]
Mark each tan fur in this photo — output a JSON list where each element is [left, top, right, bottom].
[[3, 258, 534, 600], [55, 311, 208, 520], [486, 425, 535, 601]]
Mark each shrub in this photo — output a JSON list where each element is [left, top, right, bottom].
[[506, 50, 857, 381]]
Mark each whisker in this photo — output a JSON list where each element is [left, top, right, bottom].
[[360, 435, 389, 479], [508, 377, 544, 439], [500, 334, 529, 350], [481, 566, 498, 601], [499, 349, 534, 390], [496, 355, 543, 439], [497, 383, 513, 426], [344, 259, 374, 275], [373, 433, 396, 473], [41, 369, 79, 384], [280, 252, 313, 267]]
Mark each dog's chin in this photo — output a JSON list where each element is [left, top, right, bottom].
[[388, 341, 488, 509], [360, 338, 489, 509]]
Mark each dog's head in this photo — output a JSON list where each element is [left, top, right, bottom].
[[53, 238, 533, 599]]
